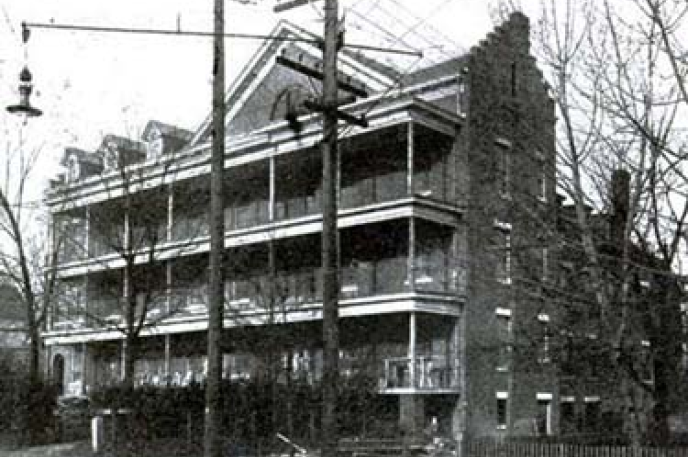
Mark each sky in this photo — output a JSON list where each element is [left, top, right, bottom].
[[0, 0, 533, 194]]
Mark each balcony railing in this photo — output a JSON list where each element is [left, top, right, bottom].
[[171, 285, 208, 315], [50, 257, 461, 331], [172, 215, 209, 241], [380, 355, 459, 391], [340, 171, 407, 210]]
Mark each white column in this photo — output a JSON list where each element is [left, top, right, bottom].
[[269, 156, 276, 222], [409, 312, 417, 388], [164, 334, 171, 381], [81, 342, 88, 394], [407, 122, 414, 196], [85, 206, 90, 257], [408, 218, 416, 291], [166, 260, 173, 315], [167, 185, 174, 242], [120, 339, 127, 382], [123, 209, 130, 251]]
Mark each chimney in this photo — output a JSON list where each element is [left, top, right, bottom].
[[610, 169, 630, 245]]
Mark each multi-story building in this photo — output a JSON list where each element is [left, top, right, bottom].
[[44, 13, 559, 440]]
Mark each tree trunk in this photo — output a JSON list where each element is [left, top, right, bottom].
[[122, 334, 138, 389]]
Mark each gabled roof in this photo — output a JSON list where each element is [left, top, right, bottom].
[[188, 20, 404, 147], [142, 120, 193, 143]]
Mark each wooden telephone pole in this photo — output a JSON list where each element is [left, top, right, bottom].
[[274, 0, 360, 454], [320, 1, 341, 455], [205, 0, 225, 455]]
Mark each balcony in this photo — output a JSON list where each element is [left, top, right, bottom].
[[49, 250, 461, 333], [172, 285, 208, 315], [380, 355, 459, 393], [340, 170, 407, 210]]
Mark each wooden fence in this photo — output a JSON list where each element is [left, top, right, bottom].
[[466, 440, 688, 457]]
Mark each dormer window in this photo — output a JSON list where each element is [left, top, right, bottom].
[[147, 128, 164, 160], [66, 154, 81, 183], [102, 141, 120, 172]]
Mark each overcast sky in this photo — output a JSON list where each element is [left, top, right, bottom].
[[0, 0, 533, 192]]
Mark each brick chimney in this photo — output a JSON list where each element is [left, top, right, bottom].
[[610, 169, 630, 245]]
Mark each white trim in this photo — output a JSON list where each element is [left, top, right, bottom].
[[536, 392, 553, 401], [495, 137, 513, 149], [495, 307, 512, 317], [560, 396, 575, 403], [496, 391, 509, 399], [584, 396, 601, 403], [537, 313, 550, 323], [493, 220, 512, 232]]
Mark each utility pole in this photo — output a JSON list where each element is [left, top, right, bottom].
[[273, 0, 371, 453], [320, 0, 340, 455], [273, 0, 346, 454], [205, 0, 225, 455]]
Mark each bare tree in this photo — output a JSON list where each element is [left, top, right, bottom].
[[50, 125, 200, 389], [0, 120, 60, 443], [493, 0, 688, 445]]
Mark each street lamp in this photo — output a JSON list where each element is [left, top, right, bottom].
[[6, 66, 43, 118]]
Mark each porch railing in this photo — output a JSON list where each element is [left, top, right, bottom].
[[381, 355, 459, 391]]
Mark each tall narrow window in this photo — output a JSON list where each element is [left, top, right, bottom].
[[496, 391, 509, 430], [494, 225, 512, 285], [496, 308, 512, 371], [583, 397, 601, 433], [496, 140, 511, 198], [537, 313, 551, 364], [510, 62, 517, 97], [537, 159, 547, 201], [542, 247, 549, 281], [560, 397, 576, 434], [536, 394, 553, 436]]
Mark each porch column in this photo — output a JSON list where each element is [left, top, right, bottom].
[[166, 260, 173, 315], [164, 334, 171, 381], [167, 185, 174, 242], [269, 156, 276, 222], [83, 275, 89, 326], [407, 122, 414, 196], [85, 206, 90, 256], [81, 342, 88, 394], [120, 339, 127, 382], [409, 312, 417, 388], [408, 217, 416, 291], [123, 208, 130, 251]]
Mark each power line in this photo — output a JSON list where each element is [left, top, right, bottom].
[[23, 21, 421, 57]]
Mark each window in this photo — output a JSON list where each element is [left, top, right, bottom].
[[496, 308, 512, 371], [537, 314, 551, 364], [583, 397, 600, 432], [542, 247, 549, 281], [536, 394, 553, 436], [537, 161, 547, 201], [496, 391, 509, 429], [494, 227, 512, 285], [533, 149, 547, 202], [560, 397, 576, 434], [510, 62, 517, 97], [496, 140, 511, 197]]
